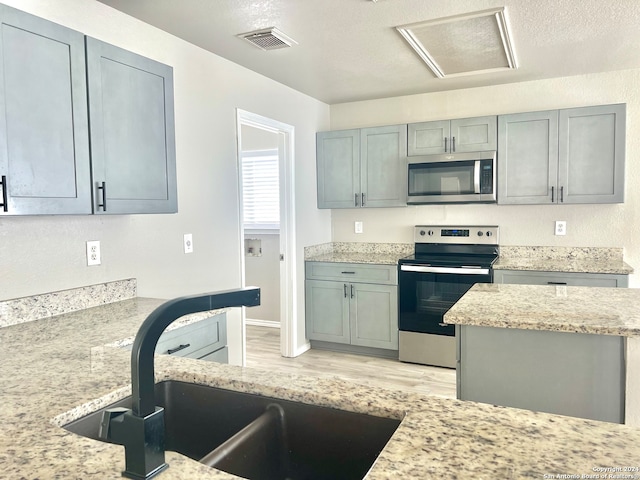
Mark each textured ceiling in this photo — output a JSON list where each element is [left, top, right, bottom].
[[96, 0, 640, 105]]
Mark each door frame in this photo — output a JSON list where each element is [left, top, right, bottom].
[[236, 109, 297, 361]]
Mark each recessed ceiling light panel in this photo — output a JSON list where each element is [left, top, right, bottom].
[[396, 7, 518, 78], [238, 27, 298, 51]]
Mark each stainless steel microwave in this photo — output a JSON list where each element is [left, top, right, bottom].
[[407, 151, 497, 204]]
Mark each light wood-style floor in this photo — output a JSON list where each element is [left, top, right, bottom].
[[245, 325, 456, 398]]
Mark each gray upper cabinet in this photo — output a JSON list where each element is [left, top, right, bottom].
[[558, 104, 625, 204], [408, 116, 497, 156], [316, 125, 406, 209], [0, 5, 91, 215], [498, 104, 625, 205], [497, 110, 559, 204], [86, 38, 177, 214], [316, 129, 359, 209]]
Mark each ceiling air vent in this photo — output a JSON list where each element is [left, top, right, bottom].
[[396, 7, 518, 79], [238, 27, 297, 51]]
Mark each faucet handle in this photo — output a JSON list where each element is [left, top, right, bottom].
[[99, 407, 129, 441]]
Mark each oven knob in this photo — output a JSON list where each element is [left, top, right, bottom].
[[486, 231, 493, 237], [477, 231, 483, 236], [428, 230, 434, 236], [419, 230, 426, 236]]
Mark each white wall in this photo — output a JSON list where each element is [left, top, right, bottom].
[[0, 0, 331, 363], [329, 69, 640, 287]]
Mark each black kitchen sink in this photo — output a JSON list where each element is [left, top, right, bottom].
[[63, 380, 401, 480]]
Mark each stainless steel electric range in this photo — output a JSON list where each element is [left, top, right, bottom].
[[398, 225, 499, 368]]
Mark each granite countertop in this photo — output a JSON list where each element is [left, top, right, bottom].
[[445, 283, 640, 336], [304, 243, 634, 275], [304, 242, 412, 266], [494, 246, 634, 275], [2, 298, 640, 478]]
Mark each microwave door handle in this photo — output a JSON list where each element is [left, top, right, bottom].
[[473, 160, 481, 194]]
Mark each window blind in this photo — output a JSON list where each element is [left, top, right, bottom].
[[241, 149, 279, 230]]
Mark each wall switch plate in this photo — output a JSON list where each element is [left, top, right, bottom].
[[86, 241, 101, 266], [354, 221, 363, 234], [555, 221, 567, 236], [183, 233, 193, 253]]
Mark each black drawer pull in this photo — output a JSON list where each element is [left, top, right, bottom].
[[341, 271, 356, 274], [0, 175, 7, 212], [547, 281, 567, 285], [167, 343, 190, 354]]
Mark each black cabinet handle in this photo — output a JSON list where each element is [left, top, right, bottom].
[[547, 281, 567, 285], [341, 271, 356, 274], [350, 284, 355, 298], [452, 136, 456, 152], [97, 181, 107, 212], [0, 175, 7, 212], [354, 193, 359, 207], [361, 193, 365, 207], [167, 343, 190, 355], [551, 186, 555, 203], [560, 186, 564, 203], [343, 284, 347, 298], [444, 137, 448, 152]]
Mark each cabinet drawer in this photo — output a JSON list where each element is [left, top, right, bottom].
[[305, 262, 397, 285], [493, 270, 628, 288], [155, 314, 227, 358]]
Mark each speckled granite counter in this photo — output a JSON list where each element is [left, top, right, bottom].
[[2, 298, 640, 478], [445, 283, 640, 336], [494, 246, 634, 275], [304, 242, 412, 265]]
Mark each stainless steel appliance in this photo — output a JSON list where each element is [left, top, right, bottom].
[[407, 151, 496, 204], [398, 225, 499, 368]]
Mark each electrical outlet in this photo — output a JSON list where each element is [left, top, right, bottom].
[[86, 240, 101, 266], [183, 233, 193, 253], [555, 221, 567, 236], [354, 221, 363, 234]]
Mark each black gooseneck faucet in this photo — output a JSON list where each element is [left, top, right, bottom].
[[99, 287, 260, 479]]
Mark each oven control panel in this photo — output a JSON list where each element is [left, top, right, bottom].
[[415, 226, 499, 245]]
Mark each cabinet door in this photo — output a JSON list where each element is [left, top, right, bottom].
[[350, 283, 398, 350], [316, 130, 360, 208], [497, 110, 559, 204], [360, 125, 407, 207], [305, 280, 350, 344], [0, 5, 90, 215], [86, 38, 177, 214], [558, 104, 625, 204], [493, 270, 628, 288], [407, 120, 449, 156], [450, 116, 497, 153]]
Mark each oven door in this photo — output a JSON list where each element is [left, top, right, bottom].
[[398, 264, 492, 336]]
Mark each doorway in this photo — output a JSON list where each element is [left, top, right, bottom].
[[236, 109, 296, 364]]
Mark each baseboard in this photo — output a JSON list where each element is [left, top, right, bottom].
[[292, 341, 311, 357], [246, 318, 280, 328]]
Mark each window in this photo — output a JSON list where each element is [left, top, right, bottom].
[[241, 149, 279, 230]]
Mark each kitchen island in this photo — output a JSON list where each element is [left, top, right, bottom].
[[445, 283, 640, 426], [2, 296, 640, 478]]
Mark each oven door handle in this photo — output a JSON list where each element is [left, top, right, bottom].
[[400, 264, 490, 275]]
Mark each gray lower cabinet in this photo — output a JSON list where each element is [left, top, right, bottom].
[[0, 5, 177, 216], [457, 324, 625, 423], [498, 104, 625, 205], [86, 38, 177, 214], [305, 262, 398, 351], [154, 313, 228, 363], [316, 125, 407, 209], [493, 269, 628, 288], [0, 5, 91, 215], [408, 116, 497, 156]]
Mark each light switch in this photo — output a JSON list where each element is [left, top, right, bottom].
[[355, 221, 363, 234]]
